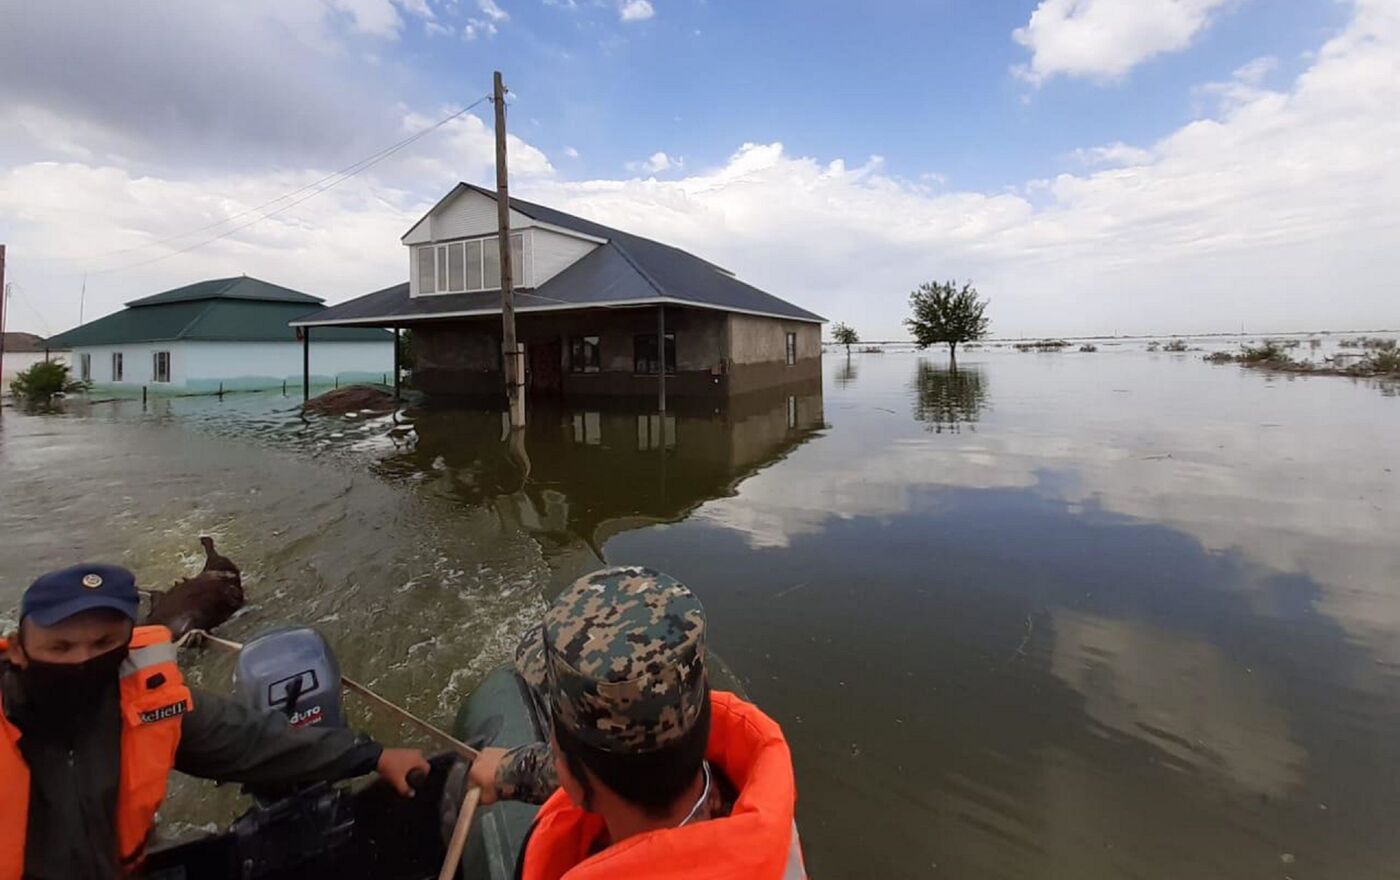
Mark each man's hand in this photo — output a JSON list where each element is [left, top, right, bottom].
[[377, 748, 431, 797], [468, 746, 508, 805]]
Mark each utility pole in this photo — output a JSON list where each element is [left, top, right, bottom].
[[0, 245, 8, 376], [494, 71, 525, 429]]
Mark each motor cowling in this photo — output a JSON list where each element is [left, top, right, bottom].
[[233, 626, 346, 729]]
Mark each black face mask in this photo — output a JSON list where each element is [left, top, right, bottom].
[[17, 644, 128, 739]]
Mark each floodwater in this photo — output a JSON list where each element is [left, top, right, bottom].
[[3, 341, 1400, 878]]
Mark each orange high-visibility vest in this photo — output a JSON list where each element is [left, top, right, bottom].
[[521, 691, 807, 880], [0, 625, 193, 879]]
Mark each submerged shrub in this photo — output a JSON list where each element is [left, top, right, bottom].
[[1079, 344, 1098, 352], [8, 361, 89, 406], [1236, 340, 1294, 363], [1162, 339, 1190, 352]]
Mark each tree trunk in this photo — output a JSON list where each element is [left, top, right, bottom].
[[949, 341, 958, 370]]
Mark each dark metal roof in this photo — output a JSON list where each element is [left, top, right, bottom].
[[302, 185, 824, 326], [45, 300, 389, 348], [125, 275, 323, 307]]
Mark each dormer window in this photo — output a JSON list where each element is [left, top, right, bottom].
[[417, 233, 524, 294]]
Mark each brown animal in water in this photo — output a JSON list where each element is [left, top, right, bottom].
[[144, 537, 245, 638]]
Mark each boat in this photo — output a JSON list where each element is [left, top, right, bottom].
[[141, 629, 547, 880]]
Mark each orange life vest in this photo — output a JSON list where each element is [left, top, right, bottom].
[[521, 690, 807, 880], [0, 625, 193, 880]]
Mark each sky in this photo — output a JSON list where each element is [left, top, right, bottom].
[[0, 0, 1396, 340]]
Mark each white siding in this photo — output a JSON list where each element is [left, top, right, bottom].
[[67, 340, 392, 393], [73, 342, 187, 388], [532, 227, 599, 286], [422, 189, 531, 242]]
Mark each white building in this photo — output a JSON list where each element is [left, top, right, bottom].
[[45, 276, 393, 393], [1, 333, 71, 392]]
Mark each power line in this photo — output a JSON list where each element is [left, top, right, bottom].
[[86, 96, 491, 277]]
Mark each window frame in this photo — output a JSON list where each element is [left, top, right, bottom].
[[152, 351, 171, 383], [111, 352, 123, 382], [79, 353, 91, 382], [569, 335, 602, 374], [785, 332, 798, 366], [633, 332, 677, 376], [417, 232, 525, 296]]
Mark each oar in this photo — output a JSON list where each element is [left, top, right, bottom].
[[179, 628, 486, 880]]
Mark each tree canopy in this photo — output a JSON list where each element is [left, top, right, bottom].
[[904, 280, 989, 364], [831, 322, 859, 353]]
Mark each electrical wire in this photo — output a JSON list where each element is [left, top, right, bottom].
[[85, 95, 492, 277]]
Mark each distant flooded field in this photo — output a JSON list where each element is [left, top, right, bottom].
[[2, 344, 1399, 878]]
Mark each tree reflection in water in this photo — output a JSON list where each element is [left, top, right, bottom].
[[912, 360, 988, 433], [835, 357, 858, 389]]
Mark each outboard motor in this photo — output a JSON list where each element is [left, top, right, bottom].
[[226, 627, 356, 877], [233, 626, 345, 730]]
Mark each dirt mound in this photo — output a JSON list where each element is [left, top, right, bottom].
[[303, 384, 397, 416]]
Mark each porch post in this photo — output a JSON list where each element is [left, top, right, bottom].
[[302, 327, 310, 403], [392, 325, 401, 401], [657, 303, 666, 413]]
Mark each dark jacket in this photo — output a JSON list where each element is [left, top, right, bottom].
[[1, 663, 382, 880]]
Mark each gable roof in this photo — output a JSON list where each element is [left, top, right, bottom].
[[126, 275, 323, 307], [299, 185, 824, 327]]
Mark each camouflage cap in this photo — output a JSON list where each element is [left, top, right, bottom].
[[538, 566, 708, 754]]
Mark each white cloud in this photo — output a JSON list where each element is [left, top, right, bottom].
[[618, 0, 654, 22], [1072, 141, 1154, 167], [1013, 0, 1234, 85], [463, 17, 498, 39], [563, 146, 580, 159], [330, 0, 405, 38], [626, 151, 679, 174], [2, 0, 1398, 345], [518, 0, 1400, 337], [424, 20, 453, 36], [478, 0, 510, 22], [395, 0, 436, 20]]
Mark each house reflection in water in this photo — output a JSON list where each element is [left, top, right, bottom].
[[377, 378, 825, 574]]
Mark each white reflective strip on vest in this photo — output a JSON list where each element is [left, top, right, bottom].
[[121, 641, 177, 678], [784, 822, 807, 880]]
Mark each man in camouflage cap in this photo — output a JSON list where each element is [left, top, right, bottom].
[[470, 566, 806, 879]]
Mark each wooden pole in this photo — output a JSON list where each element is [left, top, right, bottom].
[[494, 71, 524, 429], [302, 328, 310, 403], [657, 303, 666, 413], [0, 245, 8, 375], [393, 326, 401, 401], [438, 786, 483, 880]]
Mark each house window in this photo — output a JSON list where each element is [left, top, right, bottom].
[[634, 333, 676, 375], [569, 336, 601, 373], [153, 351, 171, 383], [637, 414, 676, 451], [111, 352, 123, 382], [785, 332, 798, 366], [417, 233, 525, 295], [79, 353, 91, 382]]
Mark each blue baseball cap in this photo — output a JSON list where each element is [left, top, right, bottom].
[[21, 563, 140, 627]]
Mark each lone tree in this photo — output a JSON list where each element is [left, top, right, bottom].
[[905, 280, 989, 367], [831, 322, 860, 355]]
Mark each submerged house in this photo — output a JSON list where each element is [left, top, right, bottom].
[[293, 184, 824, 399], [45, 276, 393, 393]]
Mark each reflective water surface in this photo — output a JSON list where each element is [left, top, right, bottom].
[[2, 346, 1399, 877]]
